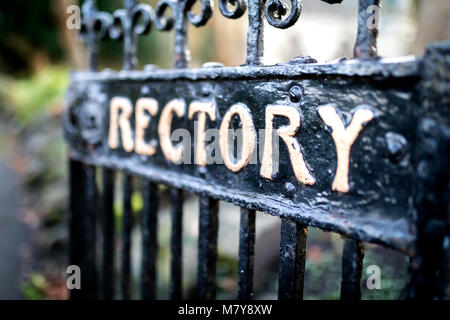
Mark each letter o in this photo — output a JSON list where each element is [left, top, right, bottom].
[[219, 103, 256, 172]]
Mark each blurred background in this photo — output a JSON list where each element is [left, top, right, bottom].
[[0, 0, 448, 300]]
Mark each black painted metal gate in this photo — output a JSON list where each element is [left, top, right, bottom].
[[64, 0, 450, 300]]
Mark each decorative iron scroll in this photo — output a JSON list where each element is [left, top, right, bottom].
[[153, 0, 214, 68], [79, 0, 364, 69], [218, 0, 302, 29], [80, 0, 111, 70]]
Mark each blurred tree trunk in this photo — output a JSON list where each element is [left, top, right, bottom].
[[413, 0, 450, 55], [52, 0, 87, 69]]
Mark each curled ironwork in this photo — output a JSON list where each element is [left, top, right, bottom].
[[154, 0, 213, 31], [80, 0, 112, 40], [109, 3, 155, 40], [218, 0, 303, 29], [154, 0, 175, 31], [265, 0, 302, 29], [78, 0, 347, 69], [219, 0, 247, 19]]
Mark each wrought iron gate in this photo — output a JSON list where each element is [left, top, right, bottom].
[[64, 0, 450, 300]]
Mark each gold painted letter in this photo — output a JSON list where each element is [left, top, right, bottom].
[[318, 104, 375, 193], [158, 99, 186, 163], [108, 97, 134, 152], [188, 101, 216, 166], [135, 98, 158, 156], [260, 105, 315, 185], [219, 103, 256, 172]]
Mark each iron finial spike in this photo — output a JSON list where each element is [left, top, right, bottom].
[[246, 0, 264, 66], [123, 0, 138, 70], [108, 0, 155, 70], [82, 0, 100, 71], [154, 0, 213, 69], [173, 1, 190, 69]]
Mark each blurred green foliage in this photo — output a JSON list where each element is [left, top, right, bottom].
[[362, 249, 408, 300], [21, 273, 48, 300], [303, 228, 408, 300], [1, 66, 68, 128]]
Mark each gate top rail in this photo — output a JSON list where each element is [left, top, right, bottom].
[[70, 55, 420, 81]]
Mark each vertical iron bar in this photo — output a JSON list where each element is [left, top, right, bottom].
[[246, 0, 264, 65], [101, 168, 115, 300], [84, 165, 98, 299], [174, 5, 190, 69], [121, 174, 133, 300], [141, 181, 159, 300], [354, 0, 380, 59], [278, 219, 307, 300], [82, 0, 100, 71], [69, 161, 98, 300], [167, 0, 189, 297], [123, 0, 138, 70], [197, 196, 219, 300], [69, 161, 86, 299], [69, 160, 83, 300], [238, 208, 256, 300], [170, 189, 184, 300], [70, 0, 102, 300], [340, 238, 364, 300]]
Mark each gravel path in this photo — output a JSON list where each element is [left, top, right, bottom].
[[0, 146, 30, 299]]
